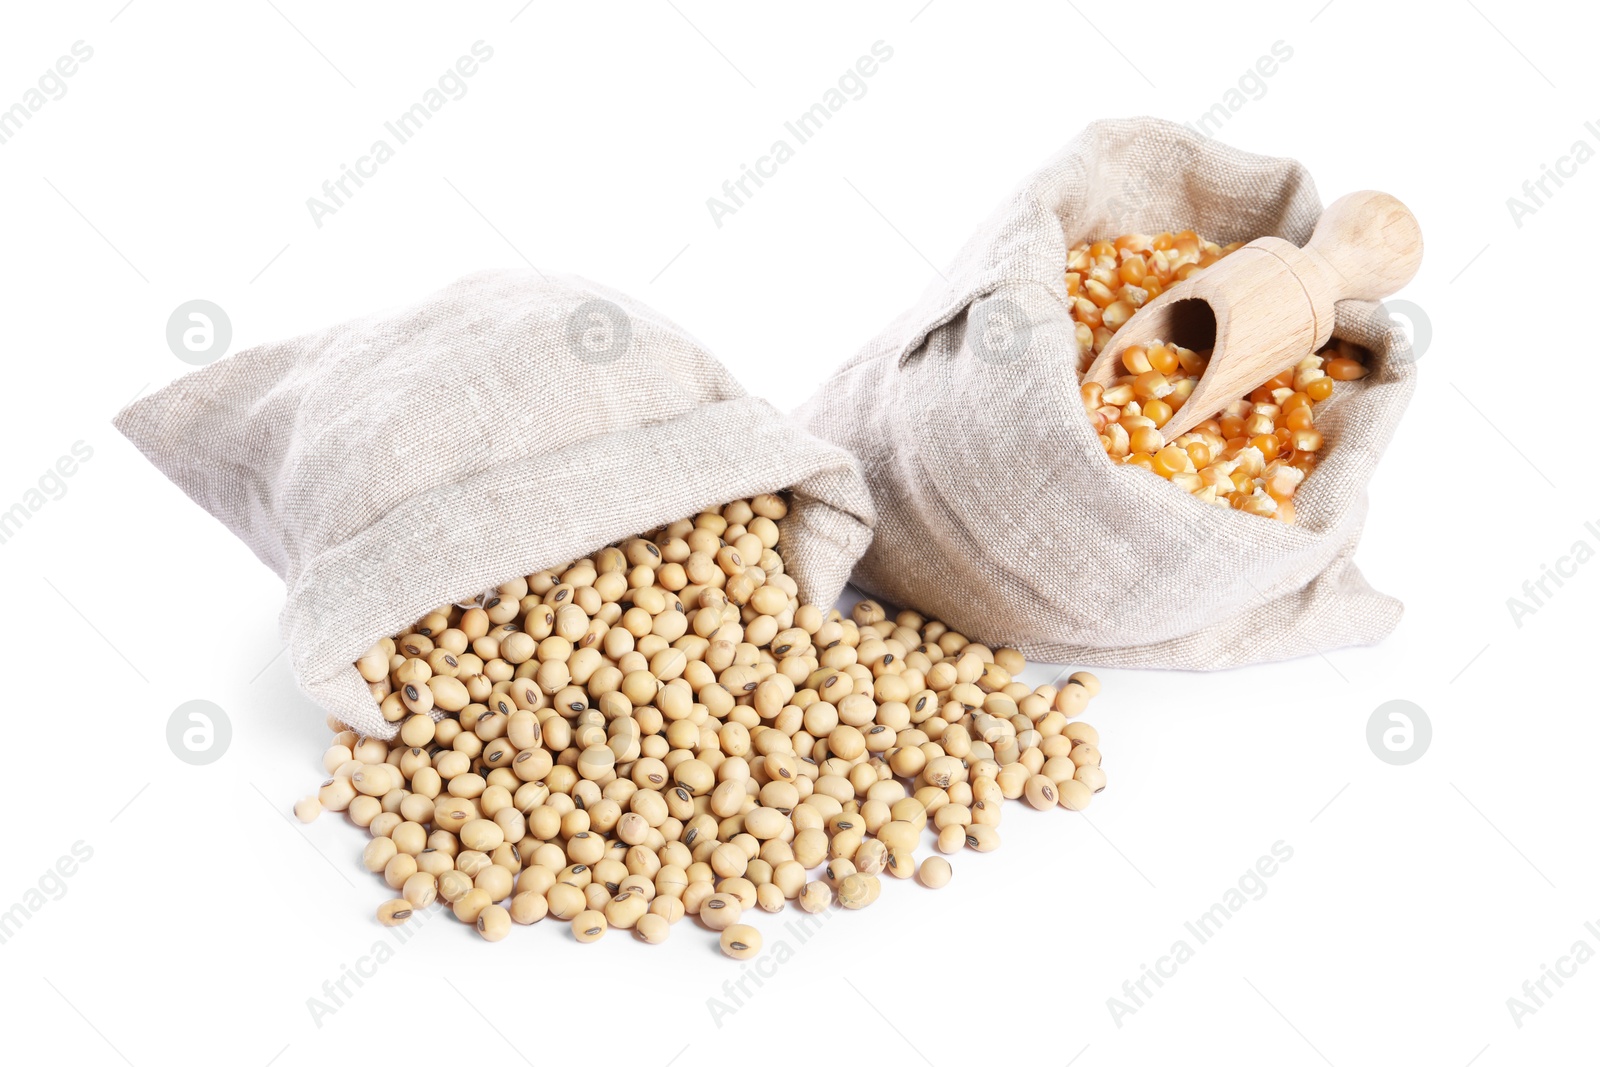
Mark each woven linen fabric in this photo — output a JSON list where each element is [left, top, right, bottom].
[[797, 117, 1415, 669], [116, 270, 876, 738]]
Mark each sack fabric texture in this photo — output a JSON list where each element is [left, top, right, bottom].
[[117, 270, 876, 738], [797, 117, 1416, 670]]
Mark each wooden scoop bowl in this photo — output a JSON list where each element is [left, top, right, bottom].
[[1083, 191, 1423, 443]]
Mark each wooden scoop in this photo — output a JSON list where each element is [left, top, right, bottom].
[[1083, 190, 1423, 443]]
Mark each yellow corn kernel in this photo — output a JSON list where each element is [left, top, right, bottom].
[[1243, 412, 1275, 436], [1250, 433, 1282, 461], [1289, 429, 1323, 453], [1142, 399, 1173, 428], [1235, 446, 1265, 477], [1238, 489, 1278, 517], [1129, 425, 1164, 455], [1105, 422, 1130, 457], [1074, 322, 1095, 356], [1133, 371, 1173, 400], [1102, 384, 1135, 407], [1326, 357, 1367, 380], [1263, 462, 1304, 500], [1174, 345, 1207, 375], [1148, 345, 1179, 375], [1152, 445, 1189, 478], [1121, 345, 1152, 375], [1102, 300, 1133, 331]]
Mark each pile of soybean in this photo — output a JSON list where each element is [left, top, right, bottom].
[[297, 494, 1106, 956]]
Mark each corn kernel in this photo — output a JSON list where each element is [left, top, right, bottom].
[[1325, 355, 1367, 379], [1244, 412, 1275, 436], [1142, 399, 1173, 428], [1074, 322, 1095, 357], [1121, 345, 1152, 375], [1285, 406, 1315, 432], [1102, 300, 1134, 331], [1153, 446, 1190, 478], [1175, 346, 1207, 375], [1250, 434, 1281, 461], [1106, 422, 1130, 457], [1129, 425, 1164, 454], [1102, 384, 1135, 407], [1238, 489, 1278, 517], [1290, 429, 1323, 453], [1133, 372, 1173, 400]]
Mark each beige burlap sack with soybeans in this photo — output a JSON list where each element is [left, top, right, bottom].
[[798, 117, 1415, 669], [117, 270, 875, 738]]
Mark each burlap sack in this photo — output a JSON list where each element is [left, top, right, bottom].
[[117, 270, 875, 738], [797, 117, 1415, 669]]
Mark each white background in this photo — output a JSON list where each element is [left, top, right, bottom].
[[2, 2, 1595, 1064]]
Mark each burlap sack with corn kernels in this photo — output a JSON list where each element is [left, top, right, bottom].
[[117, 271, 875, 738], [798, 117, 1416, 669]]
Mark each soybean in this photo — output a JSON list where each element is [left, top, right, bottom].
[[720, 924, 762, 960], [918, 856, 952, 889]]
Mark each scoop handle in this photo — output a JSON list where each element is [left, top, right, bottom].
[[1302, 191, 1423, 303]]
